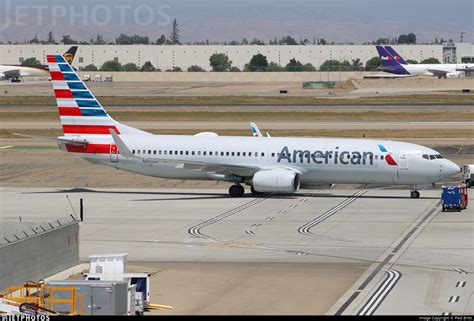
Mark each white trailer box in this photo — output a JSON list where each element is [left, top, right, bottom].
[[89, 253, 127, 275]]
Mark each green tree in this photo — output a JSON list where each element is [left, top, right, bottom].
[[280, 35, 298, 45], [61, 35, 78, 45], [320, 59, 351, 71], [46, 31, 56, 44], [267, 62, 285, 72], [248, 53, 268, 71], [420, 58, 440, 64], [156, 35, 166, 45], [187, 65, 205, 72], [100, 60, 123, 71], [285, 58, 304, 71], [122, 63, 139, 71], [406, 33, 417, 44], [365, 56, 381, 70], [351, 58, 364, 71], [82, 64, 98, 71], [250, 38, 265, 45], [170, 19, 180, 44], [303, 63, 316, 71], [209, 53, 232, 72], [29, 34, 40, 44], [374, 38, 389, 45], [21, 57, 42, 67], [140, 61, 157, 72], [406, 59, 418, 64]]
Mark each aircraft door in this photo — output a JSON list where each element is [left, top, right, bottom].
[[110, 144, 119, 163], [399, 153, 408, 170]]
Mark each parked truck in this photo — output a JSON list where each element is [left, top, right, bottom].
[[441, 185, 468, 212], [463, 165, 473, 188]]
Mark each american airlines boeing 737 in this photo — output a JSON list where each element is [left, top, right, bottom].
[[45, 54, 460, 198]]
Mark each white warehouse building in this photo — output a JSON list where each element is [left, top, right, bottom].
[[0, 44, 472, 71]]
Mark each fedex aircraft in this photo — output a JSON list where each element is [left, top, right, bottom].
[[376, 45, 473, 78], [45, 54, 460, 198], [0, 47, 77, 82]]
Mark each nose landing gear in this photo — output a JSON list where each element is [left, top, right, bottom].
[[229, 184, 245, 197]]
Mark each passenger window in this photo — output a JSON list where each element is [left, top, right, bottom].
[[169, 150, 172, 154], [226, 152, 229, 156], [198, 151, 201, 156], [137, 150, 140, 154], [154, 150, 157, 155], [159, 150, 162, 155], [143, 150, 146, 154], [132, 150, 135, 154], [254, 152, 258, 157], [203, 151, 207, 156], [186, 151, 189, 155], [271, 153, 275, 157], [192, 151, 195, 155], [231, 152, 235, 156], [243, 152, 246, 156], [180, 151, 183, 155], [209, 151, 213, 156], [261, 153, 264, 157], [164, 151, 167, 155], [381, 155, 384, 160], [221, 152, 224, 156], [237, 152, 240, 156], [375, 155, 378, 160]]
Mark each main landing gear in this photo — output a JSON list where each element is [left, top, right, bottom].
[[410, 190, 420, 199], [229, 184, 245, 197]]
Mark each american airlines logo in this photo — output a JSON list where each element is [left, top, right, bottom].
[[277, 146, 374, 165]]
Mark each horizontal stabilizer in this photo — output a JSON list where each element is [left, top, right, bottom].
[[13, 133, 89, 146]]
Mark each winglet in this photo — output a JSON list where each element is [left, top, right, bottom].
[[109, 129, 136, 159], [250, 122, 263, 137]]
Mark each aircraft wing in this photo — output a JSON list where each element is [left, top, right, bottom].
[[3, 69, 21, 79], [109, 129, 296, 178], [427, 69, 448, 78]]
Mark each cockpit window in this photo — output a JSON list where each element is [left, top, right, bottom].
[[429, 155, 436, 160], [422, 154, 429, 160], [435, 154, 443, 159]]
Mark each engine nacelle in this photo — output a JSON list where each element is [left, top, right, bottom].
[[0, 72, 5, 81], [446, 71, 463, 78], [252, 169, 300, 193]]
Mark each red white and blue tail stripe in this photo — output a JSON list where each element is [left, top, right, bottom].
[[47, 54, 121, 136]]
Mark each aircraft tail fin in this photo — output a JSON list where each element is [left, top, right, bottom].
[[46, 54, 149, 137], [63, 46, 78, 65], [384, 46, 408, 65], [375, 46, 410, 75]]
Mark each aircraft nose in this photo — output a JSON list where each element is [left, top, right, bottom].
[[443, 160, 461, 177]]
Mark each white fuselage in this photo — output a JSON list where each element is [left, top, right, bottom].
[[404, 63, 472, 77], [61, 134, 460, 187], [0, 65, 49, 78]]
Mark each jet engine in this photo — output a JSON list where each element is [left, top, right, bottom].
[[0, 72, 5, 81], [446, 71, 463, 78], [251, 169, 300, 193]]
